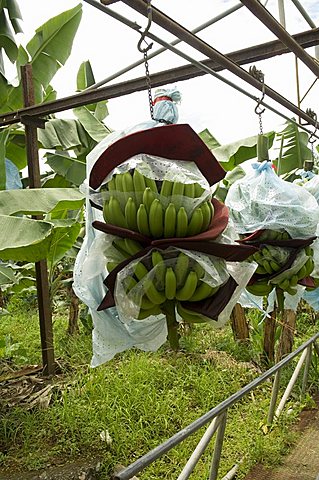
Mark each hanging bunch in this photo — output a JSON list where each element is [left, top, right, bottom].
[[226, 160, 319, 307], [87, 123, 257, 348]]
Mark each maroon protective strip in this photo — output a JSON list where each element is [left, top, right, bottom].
[[89, 124, 226, 189]]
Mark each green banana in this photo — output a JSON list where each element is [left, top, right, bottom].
[[187, 207, 203, 236], [112, 238, 131, 258], [108, 196, 127, 228], [137, 204, 151, 236], [262, 259, 273, 275], [103, 200, 110, 223], [144, 278, 166, 305], [125, 197, 138, 231], [122, 171, 134, 193], [164, 203, 177, 238], [145, 176, 158, 193], [140, 295, 156, 310], [176, 271, 198, 301], [133, 169, 146, 204], [246, 280, 273, 296], [133, 261, 149, 281], [115, 173, 124, 193], [201, 201, 213, 231], [152, 250, 166, 290], [255, 265, 267, 275], [177, 302, 209, 324], [175, 252, 190, 288], [184, 183, 195, 198], [194, 183, 205, 197], [149, 199, 164, 238], [106, 261, 119, 273], [188, 282, 219, 302], [160, 180, 173, 197], [270, 260, 281, 272], [143, 187, 156, 213], [172, 181, 184, 196], [138, 305, 162, 320], [124, 238, 142, 256], [297, 264, 307, 280], [305, 246, 313, 257], [193, 262, 205, 280], [107, 177, 116, 192], [124, 276, 138, 292], [176, 207, 188, 237], [165, 267, 177, 300]]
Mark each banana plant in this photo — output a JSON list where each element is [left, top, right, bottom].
[[272, 119, 312, 176]]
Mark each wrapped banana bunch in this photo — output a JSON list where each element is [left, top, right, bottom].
[[238, 229, 316, 297], [226, 160, 319, 302], [107, 245, 229, 323], [101, 168, 214, 239]]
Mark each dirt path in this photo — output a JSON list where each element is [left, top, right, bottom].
[[245, 397, 319, 480]]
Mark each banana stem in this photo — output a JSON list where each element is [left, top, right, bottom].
[[161, 300, 180, 351], [276, 287, 285, 313]]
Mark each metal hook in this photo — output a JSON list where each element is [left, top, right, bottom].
[[249, 66, 266, 115], [307, 109, 318, 144], [137, 0, 153, 53]]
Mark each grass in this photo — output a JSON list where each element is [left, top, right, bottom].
[[0, 294, 318, 479]]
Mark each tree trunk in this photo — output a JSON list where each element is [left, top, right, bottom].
[[231, 303, 250, 343], [0, 288, 4, 308], [262, 309, 277, 364], [67, 287, 80, 336], [276, 309, 296, 360]]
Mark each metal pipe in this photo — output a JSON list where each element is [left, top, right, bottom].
[[209, 412, 227, 480], [220, 463, 241, 480], [278, 0, 286, 28], [240, 0, 319, 78], [290, 0, 316, 28], [275, 347, 308, 418], [84, 1, 245, 91], [114, 332, 319, 480], [302, 345, 312, 394], [267, 370, 281, 425], [121, 0, 319, 128], [177, 416, 222, 480]]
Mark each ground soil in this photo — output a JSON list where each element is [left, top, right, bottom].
[[244, 394, 319, 480]]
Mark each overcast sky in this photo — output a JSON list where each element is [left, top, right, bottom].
[[15, 0, 319, 144]]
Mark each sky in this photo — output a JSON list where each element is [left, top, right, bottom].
[[13, 0, 319, 145]]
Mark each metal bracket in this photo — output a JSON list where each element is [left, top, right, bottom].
[[20, 114, 47, 129]]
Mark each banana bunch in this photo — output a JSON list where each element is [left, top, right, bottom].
[[257, 229, 290, 241], [102, 170, 214, 238], [247, 242, 314, 296], [118, 250, 220, 320]]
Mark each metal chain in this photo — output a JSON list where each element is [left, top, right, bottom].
[[249, 65, 265, 135], [138, 0, 172, 125], [306, 108, 318, 162], [143, 50, 155, 120]]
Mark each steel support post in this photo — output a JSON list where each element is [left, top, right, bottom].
[[209, 412, 227, 480], [275, 348, 308, 418], [21, 64, 55, 376], [267, 370, 281, 425], [302, 345, 312, 394], [177, 416, 222, 480]]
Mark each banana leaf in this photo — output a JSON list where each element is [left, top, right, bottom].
[[199, 128, 220, 150], [38, 118, 83, 150], [272, 120, 312, 176], [0, 215, 53, 262], [47, 219, 81, 268], [0, 4, 82, 112], [0, 263, 16, 286], [76, 60, 109, 121], [0, 188, 84, 216], [45, 153, 86, 187], [212, 132, 275, 171]]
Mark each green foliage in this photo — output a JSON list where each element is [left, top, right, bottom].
[[212, 131, 275, 171], [0, 4, 82, 112], [273, 120, 312, 175], [0, 187, 84, 216], [0, 0, 23, 70]]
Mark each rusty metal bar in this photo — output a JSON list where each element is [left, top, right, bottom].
[[240, 0, 319, 78], [121, 0, 319, 128], [21, 64, 55, 376], [1, 26, 319, 128]]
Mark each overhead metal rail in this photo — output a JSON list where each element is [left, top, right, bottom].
[[240, 0, 319, 78], [290, 0, 317, 28], [2, 5, 319, 141], [85, 1, 246, 91], [120, 0, 319, 130]]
